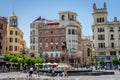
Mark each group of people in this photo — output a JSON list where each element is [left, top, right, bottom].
[[28, 65, 69, 78], [48, 66, 68, 77]]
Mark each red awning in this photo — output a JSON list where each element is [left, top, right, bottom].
[[45, 58, 60, 61], [69, 58, 76, 60]]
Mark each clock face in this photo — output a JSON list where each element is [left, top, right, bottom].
[[61, 57, 65, 61]]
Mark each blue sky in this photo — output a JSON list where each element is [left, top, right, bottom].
[[0, 0, 120, 48]]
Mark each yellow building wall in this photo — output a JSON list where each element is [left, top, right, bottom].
[[7, 26, 24, 55]]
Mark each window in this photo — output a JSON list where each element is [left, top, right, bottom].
[[55, 30, 59, 34], [110, 27, 114, 32], [45, 38, 49, 42], [55, 37, 59, 42], [110, 51, 116, 56], [56, 45, 58, 49], [15, 46, 17, 51], [102, 18, 104, 22], [0, 24, 3, 29], [0, 33, 2, 39], [61, 15, 65, 20], [51, 45, 53, 50], [98, 28, 104, 32], [45, 46, 48, 50], [111, 42, 114, 48], [40, 46, 42, 50], [51, 39, 53, 42], [51, 53, 53, 57], [56, 53, 58, 57], [33, 46, 35, 50], [39, 31, 42, 35], [97, 18, 104, 23], [51, 31, 53, 34], [110, 34, 114, 40], [33, 30, 35, 35], [9, 46, 13, 51], [98, 35, 105, 40], [61, 29, 65, 33], [39, 38, 42, 42], [15, 38, 17, 43], [61, 37, 65, 42], [9, 38, 13, 42], [68, 14, 74, 20], [98, 43, 105, 48], [15, 31, 18, 35], [10, 31, 13, 35], [45, 30, 48, 34], [72, 29, 75, 35], [68, 29, 71, 34], [72, 40, 75, 42], [33, 38, 35, 43]]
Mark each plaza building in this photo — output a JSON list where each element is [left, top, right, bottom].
[[6, 12, 24, 55], [0, 17, 7, 55], [92, 2, 120, 69], [30, 11, 82, 66], [81, 36, 94, 66]]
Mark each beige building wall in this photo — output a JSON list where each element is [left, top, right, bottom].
[[6, 12, 24, 55], [81, 36, 93, 65]]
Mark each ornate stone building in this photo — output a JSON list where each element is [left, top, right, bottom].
[[6, 12, 24, 55], [92, 2, 120, 69]]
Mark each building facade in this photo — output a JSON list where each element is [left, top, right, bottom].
[[81, 36, 93, 66], [0, 17, 7, 55], [92, 2, 120, 69], [30, 11, 82, 65], [6, 12, 24, 55]]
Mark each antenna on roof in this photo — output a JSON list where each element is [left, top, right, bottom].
[[12, 0, 15, 14]]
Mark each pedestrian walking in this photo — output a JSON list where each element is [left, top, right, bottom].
[[64, 66, 68, 77], [29, 66, 33, 77]]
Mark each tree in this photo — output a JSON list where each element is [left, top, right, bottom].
[[10, 56, 18, 63], [3, 54, 12, 61], [90, 61, 95, 66], [99, 60, 105, 66], [112, 58, 120, 65]]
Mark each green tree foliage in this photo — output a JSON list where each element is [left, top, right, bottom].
[[10, 56, 18, 63], [3, 53, 46, 65], [112, 58, 120, 65], [90, 61, 95, 66], [3, 54, 12, 61], [99, 60, 105, 66]]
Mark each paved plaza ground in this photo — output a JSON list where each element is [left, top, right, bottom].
[[0, 70, 120, 80]]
